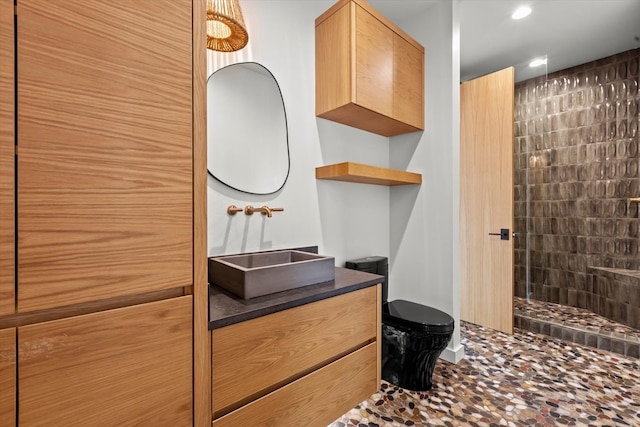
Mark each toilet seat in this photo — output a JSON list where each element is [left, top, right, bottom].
[[383, 299, 454, 334]]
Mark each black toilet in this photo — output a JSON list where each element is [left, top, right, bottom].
[[345, 256, 454, 391]]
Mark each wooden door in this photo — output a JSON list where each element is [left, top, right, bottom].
[[460, 67, 514, 334], [16, 0, 194, 312], [0, 0, 14, 316], [18, 297, 192, 426], [0, 328, 16, 424]]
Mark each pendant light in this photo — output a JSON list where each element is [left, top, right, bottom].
[[206, 0, 249, 52]]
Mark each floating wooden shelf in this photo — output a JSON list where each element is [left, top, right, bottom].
[[315, 162, 422, 186]]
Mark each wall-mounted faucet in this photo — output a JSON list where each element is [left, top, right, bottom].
[[244, 205, 284, 218], [226, 204, 284, 217]]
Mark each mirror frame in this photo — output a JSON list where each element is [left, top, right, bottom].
[[207, 62, 290, 195]]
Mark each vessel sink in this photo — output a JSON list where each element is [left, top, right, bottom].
[[208, 250, 335, 299]]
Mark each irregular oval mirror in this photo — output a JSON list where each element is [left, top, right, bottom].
[[207, 62, 289, 195]]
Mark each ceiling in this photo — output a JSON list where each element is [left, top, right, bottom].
[[369, 0, 640, 83]]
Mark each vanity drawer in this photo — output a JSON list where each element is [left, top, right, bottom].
[[213, 342, 378, 427], [212, 285, 378, 417]]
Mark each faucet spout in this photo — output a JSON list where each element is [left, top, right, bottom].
[[244, 205, 271, 217]]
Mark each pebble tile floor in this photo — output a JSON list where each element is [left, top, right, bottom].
[[329, 320, 640, 427]]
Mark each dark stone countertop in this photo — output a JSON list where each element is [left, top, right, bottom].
[[209, 267, 383, 329]]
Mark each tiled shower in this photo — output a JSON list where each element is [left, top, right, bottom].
[[513, 49, 640, 335]]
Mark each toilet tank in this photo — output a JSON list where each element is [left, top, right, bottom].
[[345, 256, 388, 303]]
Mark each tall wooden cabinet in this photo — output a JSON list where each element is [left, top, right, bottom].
[[0, 0, 207, 425], [0, 0, 14, 317], [315, 0, 424, 137], [18, 298, 193, 426], [0, 328, 15, 424], [17, 0, 194, 312]]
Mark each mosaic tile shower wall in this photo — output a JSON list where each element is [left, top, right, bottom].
[[514, 49, 640, 329]]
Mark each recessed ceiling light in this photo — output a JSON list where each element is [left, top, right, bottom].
[[529, 58, 547, 68], [512, 6, 532, 20]]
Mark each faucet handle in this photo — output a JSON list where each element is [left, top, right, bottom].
[[226, 205, 243, 215]]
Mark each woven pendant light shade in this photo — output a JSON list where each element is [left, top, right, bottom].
[[206, 0, 249, 52]]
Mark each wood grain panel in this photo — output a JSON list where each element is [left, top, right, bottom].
[[213, 343, 378, 427], [316, 162, 422, 186], [0, 0, 15, 316], [0, 328, 16, 425], [393, 33, 424, 130], [0, 287, 184, 330], [192, 0, 210, 424], [315, 1, 351, 116], [19, 296, 193, 426], [16, 0, 194, 312], [212, 286, 377, 416], [355, 4, 393, 117], [460, 67, 514, 334]]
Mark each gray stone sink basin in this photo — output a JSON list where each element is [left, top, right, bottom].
[[208, 250, 335, 299]]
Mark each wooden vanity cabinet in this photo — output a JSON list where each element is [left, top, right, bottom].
[[0, 328, 16, 425], [18, 297, 193, 426], [213, 344, 377, 427], [212, 285, 381, 426], [315, 0, 424, 137]]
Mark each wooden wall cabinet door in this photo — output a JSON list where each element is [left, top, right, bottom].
[[16, 0, 194, 312], [393, 33, 424, 130], [354, 5, 394, 120], [18, 297, 193, 426], [0, 0, 14, 316], [315, 0, 424, 137], [0, 328, 16, 425]]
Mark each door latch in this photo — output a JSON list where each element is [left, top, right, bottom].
[[488, 228, 510, 240]]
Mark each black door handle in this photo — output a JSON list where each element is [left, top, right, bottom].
[[488, 228, 510, 240]]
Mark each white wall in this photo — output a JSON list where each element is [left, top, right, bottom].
[[207, 0, 390, 266], [207, 0, 464, 362], [389, 1, 464, 363]]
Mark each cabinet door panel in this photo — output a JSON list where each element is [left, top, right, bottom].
[[16, 0, 193, 311], [0, 328, 16, 425], [19, 296, 192, 426], [355, 5, 393, 117], [315, 2, 351, 117], [213, 343, 378, 427], [0, 0, 14, 316], [393, 34, 424, 130]]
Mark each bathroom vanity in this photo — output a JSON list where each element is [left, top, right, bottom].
[[209, 266, 383, 426]]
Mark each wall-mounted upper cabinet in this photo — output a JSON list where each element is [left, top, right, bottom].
[[315, 0, 425, 137]]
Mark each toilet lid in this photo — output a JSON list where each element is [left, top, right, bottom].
[[383, 299, 454, 333]]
